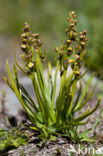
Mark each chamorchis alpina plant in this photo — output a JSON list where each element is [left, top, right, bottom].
[[4, 11, 101, 143]]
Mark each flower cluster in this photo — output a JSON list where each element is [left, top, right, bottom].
[[55, 11, 88, 78], [74, 30, 88, 77], [65, 11, 77, 41], [20, 22, 44, 73]]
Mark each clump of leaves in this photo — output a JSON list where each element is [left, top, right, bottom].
[[0, 128, 27, 153], [4, 11, 100, 143]]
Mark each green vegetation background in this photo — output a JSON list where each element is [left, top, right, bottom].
[[0, 0, 103, 78]]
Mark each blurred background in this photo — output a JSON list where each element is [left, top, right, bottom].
[[0, 0, 103, 79]]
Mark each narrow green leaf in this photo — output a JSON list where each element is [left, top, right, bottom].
[[51, 61, 59, 110], [75, 73, 95, 111], [32, 74, 46, 120], [72, 83, 82, 111], [66, 72, 74, 89], [13, 64, 19, 90], [6, 60, 37, 122], [79, 128, 91, 138], [67, 80, 77, 116], [20, 84, 38, 112], [57, 120, 88, 131], [56, 70, 67, 124], [76, 91, 92, 112], [93, 109, 103, 128], [15, 55, 29, 77], [47, 62, 53, 99], [74, 110, 90, 122], [38, 55, 51, 105], [62, 94, 72, 121], [74, 99, 100, 122], [3, 77, 13, 91], [35, 55, 52, 124]]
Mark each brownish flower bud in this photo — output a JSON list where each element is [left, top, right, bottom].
[[22, 39, 28, 44], [71, 11, 76, 18], [27, 62, 35, 69], [71, 11, 75, 15], [83, 30, 87, 35], [21, 33, 27, 38], [67, 47, 73, 56], [75, 71, 80, 79], [66, 18, 70, 22], [33, 44, 37, 47], [40, 55, 45, 59], [64, 59, 68, 69], [32, 33, 39, 38], [24, 22, 29, 28], [55, 47, 60, 53], [20, 54, 30, 61], [66, 39, 71, 45], [79, 32, 83, 35], [74, 20, 77, 24], [74, 54, 80, 59], [73, 32, 77, 37], [21, 44, 27, 51], [65, 28, 69, 33], [24, 22, 29, 32], [70, 23, 75, 27], [85, 37, 88, 42], [80, 35, 84, 40], [38, 40, 43, 46], [32, 39, 36, 42], [73, 28, 77, 32], [68, 47, 72, 51], [41, 55, 45, 63], [80, 41, 86, 47]]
